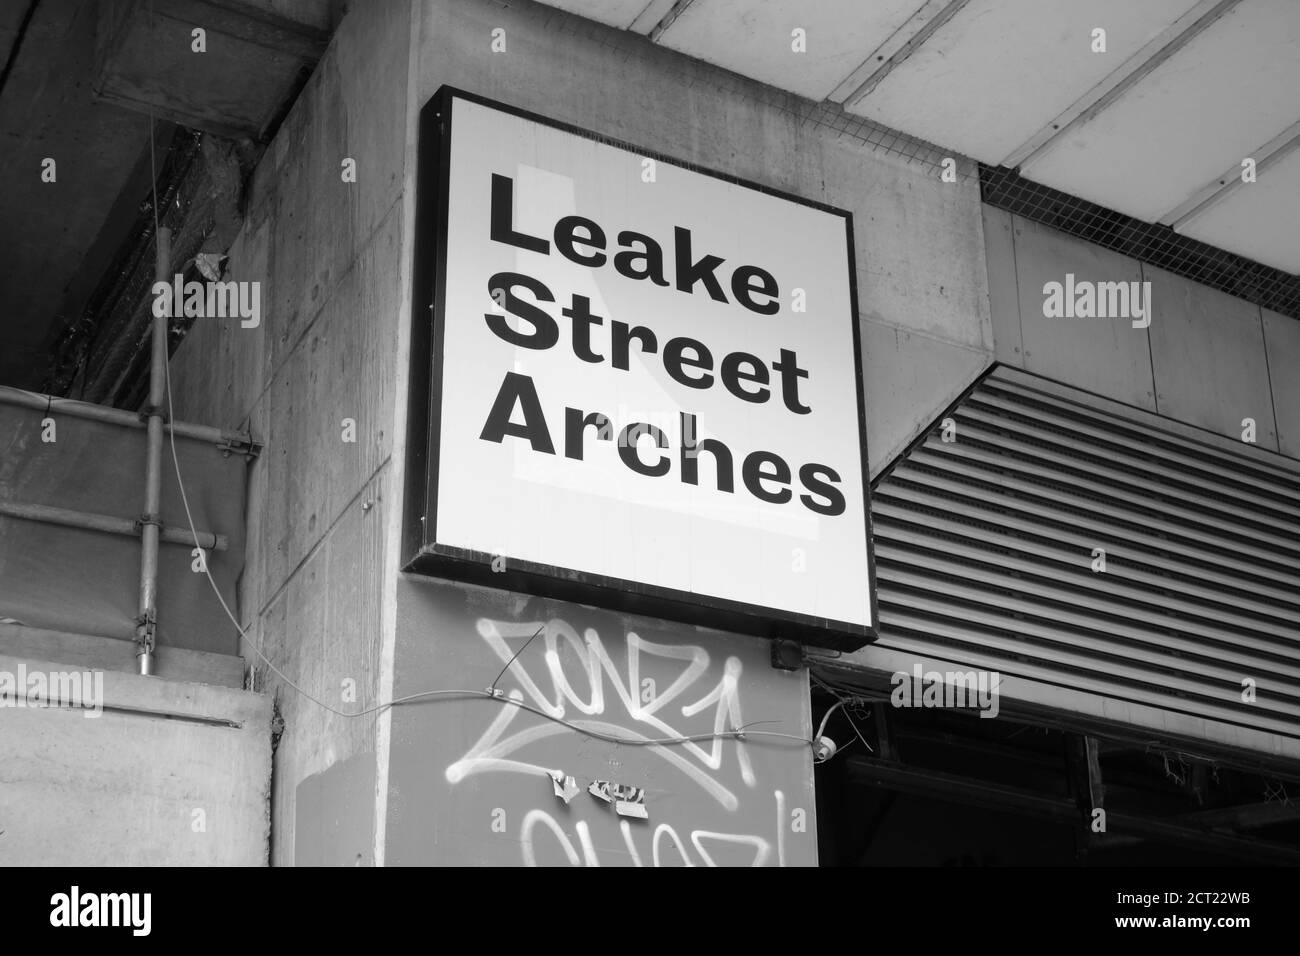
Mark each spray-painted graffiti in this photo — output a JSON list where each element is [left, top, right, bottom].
[[444, 617, 803, 866], [516, 790, 790, 867]]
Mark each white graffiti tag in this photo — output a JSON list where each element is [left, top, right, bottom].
[[446, 618, 755, 805], [444, 617, 794, 866]]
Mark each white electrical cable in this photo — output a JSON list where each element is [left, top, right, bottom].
[[140, 26, 810, 750], [160, 359, 812, 749]]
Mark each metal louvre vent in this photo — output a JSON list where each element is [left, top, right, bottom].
[[980, 164, 1300, 321], [871, 365, 1300, 740]]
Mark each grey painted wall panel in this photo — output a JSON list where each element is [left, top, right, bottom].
[[295, 750, 376, 866], [982, 205, 1022, 365], [386, 576, 818, 867], [1011, 215, 1156, 410], [1145, 265, 1278, 450], [1264, 309, 1300, 459]]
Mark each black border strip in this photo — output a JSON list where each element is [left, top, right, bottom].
[[404, 86, 878, 653]]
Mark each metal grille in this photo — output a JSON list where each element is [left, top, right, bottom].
[[982, 164, 1300, 320], [870, 364, 1300, 740]]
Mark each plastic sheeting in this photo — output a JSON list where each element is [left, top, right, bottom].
[[0, 402, 247, 656]]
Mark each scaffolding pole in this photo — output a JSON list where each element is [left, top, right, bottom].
[[135, 226, 173, 676], [0, 388, 254, 451], [0, 500, 227, 551]]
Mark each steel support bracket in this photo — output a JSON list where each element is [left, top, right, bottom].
[[135, 512, 165, 532], [215, 436, 259, 459], [135, 607, 158, 655]]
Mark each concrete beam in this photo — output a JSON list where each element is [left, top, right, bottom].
[[92, 0, 331, 140]]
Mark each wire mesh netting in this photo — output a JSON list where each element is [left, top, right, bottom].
[[981, 164, 1300, 320]]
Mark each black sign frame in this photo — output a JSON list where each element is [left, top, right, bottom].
[[403, 86, 878, 652]]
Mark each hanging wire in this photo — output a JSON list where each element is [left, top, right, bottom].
[[138, 0, 831, 759]]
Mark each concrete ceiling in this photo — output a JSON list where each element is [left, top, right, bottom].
[[0, 0, 334, 393], [536, 0, 1300, 274], [0, 0, 161, 390]]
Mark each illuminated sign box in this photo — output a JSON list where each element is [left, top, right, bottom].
[[404, 88, 877, 651]]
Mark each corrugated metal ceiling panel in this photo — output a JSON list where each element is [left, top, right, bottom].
[[1177, 144, 1300, 274], [1016, 0, 1300, 223], [652, 0, 923, 101], [843, 0, 1204, 166]]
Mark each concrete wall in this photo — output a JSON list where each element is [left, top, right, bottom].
[[168, 1, 412, 866], [386, 577, 818, 866], [378, 0, 996, 864], [164, 0, 995, 864], [163, 0, 1300, 864], [984, 206, 1298, 453], [0, 653, 271, 865]]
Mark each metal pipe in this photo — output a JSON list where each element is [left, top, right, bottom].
[[0, 500, 227, 551], [0, 385, 256, 452], [136, 226, 172, 676]]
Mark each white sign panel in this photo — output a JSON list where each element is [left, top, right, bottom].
[[413, 90, 875, 645]]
